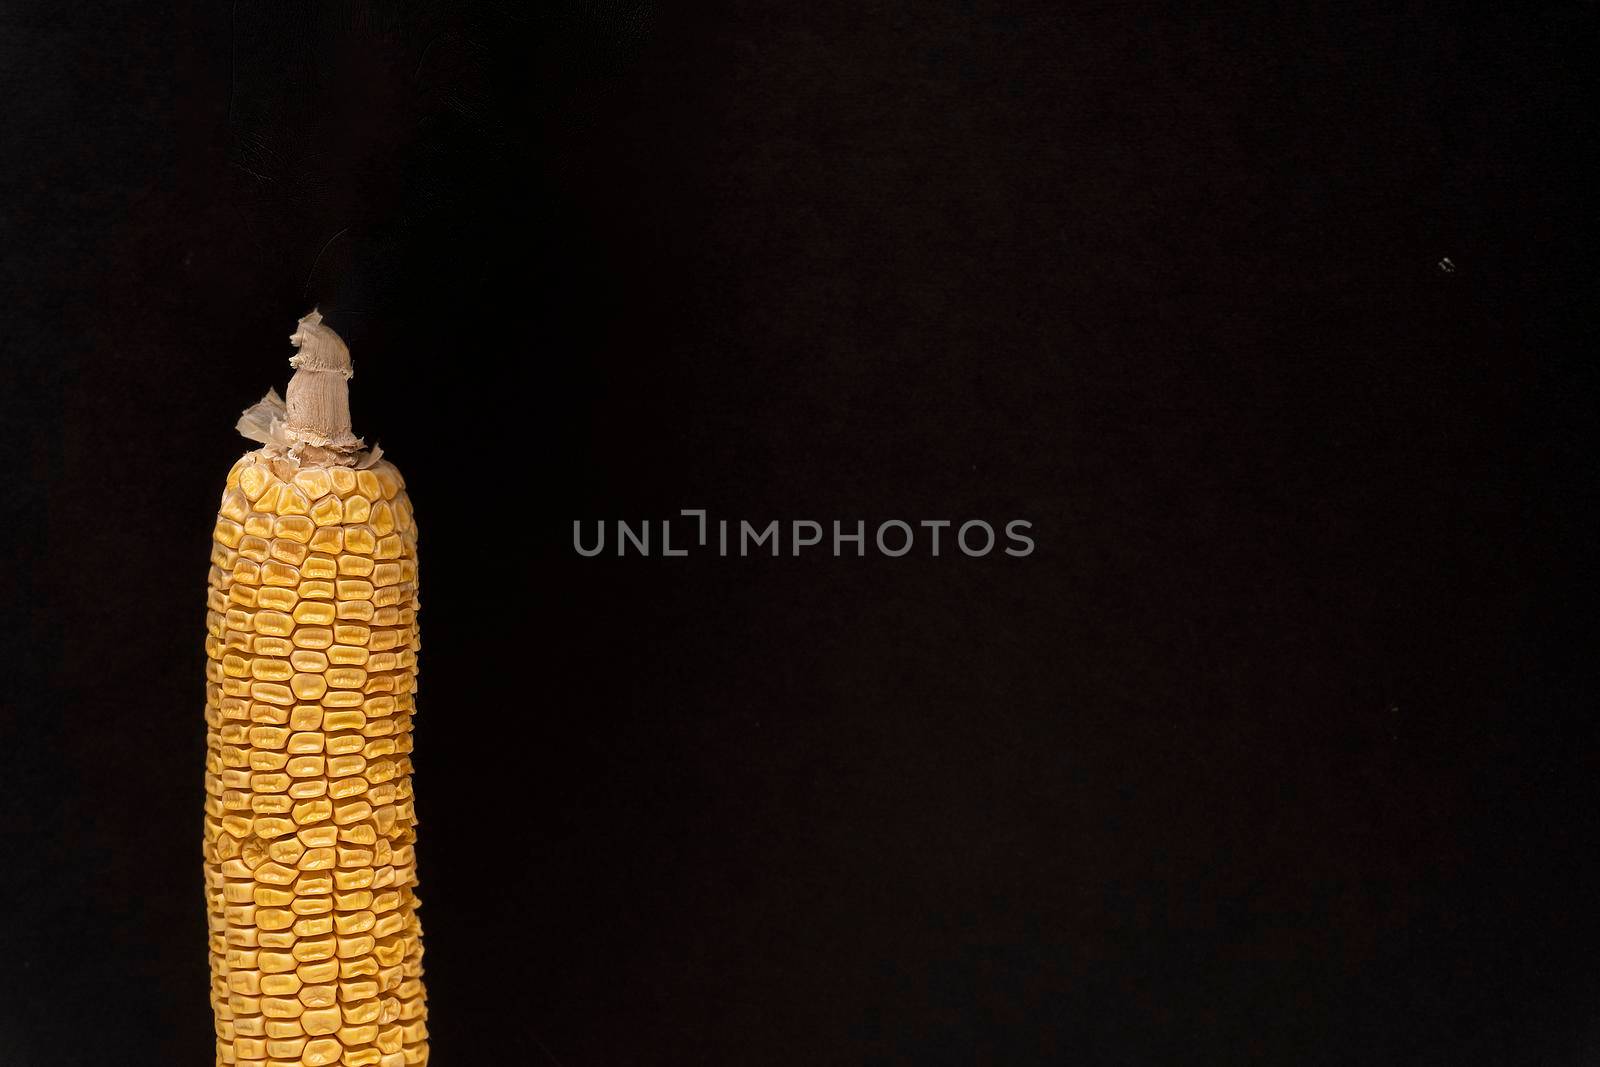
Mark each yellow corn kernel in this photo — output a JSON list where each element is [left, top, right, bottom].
[[275, 514, 315, 543], [328, 467, 358, 497], [275, 485, 312, 516], [309, 526, 343, 553], [309, 495, 344, 527], [255, 586, 298, 612], [270, 537, 310, 566]]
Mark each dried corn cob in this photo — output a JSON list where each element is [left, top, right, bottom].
[[203, 312, 428, 1067]]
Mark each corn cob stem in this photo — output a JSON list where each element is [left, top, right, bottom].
[[284, 311, 360, 453]]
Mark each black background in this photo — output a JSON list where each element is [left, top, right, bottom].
[[2, 2, 1595, 1064]]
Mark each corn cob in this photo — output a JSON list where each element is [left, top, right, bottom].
[[203, 312, 428, 1067]]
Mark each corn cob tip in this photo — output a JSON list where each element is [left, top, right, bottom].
[[289, 309, 353, 378]]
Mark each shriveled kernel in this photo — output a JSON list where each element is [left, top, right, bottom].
[[335, 911, 376, 935], [268, 837, 306, 864], [290, 673, 327, 701], [373, 464, 402, 498], [327, 754, 367, 779], [260, 972, 302, 997], [254, 611, 294, 637], [268, 537, 309, 566], [333, 890, 373, 911], [337, 846, 374, 868], [261, 995, 304, 1018], [327, 644, 369, 666], [297, 959, 340, 984], [289, 705, 325, 731], [249, 658, 292, 683], [341, 1022, 381, 1046], [292, 895, 333, 916], [244, 505, 276, 537], [301, 1008, 343, 1036], [334, 625, 371, 646], [238, 534, 271, 561], [301, 1037, 343, 1065], [299, 579, 335, 600], [239, 465, 273, 501], [219, 489, 251, 522], [336, 579, 374, 600], [255, 586, 298, 611], [252, 794, 294, 815], [297, 871, 334, 896], [259, 950, 298, 975], [325, 732, 366, 756], [293, 467, 333, 500], [333, 800, 373, 826], [328, 467, 358, 496], [362, 717, 396, 739], [248, 726, 290, 750], [337, 934, 376, 959], [261, 561, 300, 587], [274, 514, 314, 543], [293, 601, 336, 625], [309, 494, 345, 527], [308, 526, 343, 553], [254, 861, 297, 886], [302, 846, 340, 870], [292, 627, 334, 650], [290, 650, 329, 672], [344, 495, 372, 524], [253, 482, 283, 513], [337, 600, 375, 622], [275, 485, 311, 516], [254, 817, 297, 840], [302, 554, 338, 580], [328, 776, 369, 801], [343, 527, 376, 555], [294, 908, 331, 934], [369, 500, 395, 536], [326, 667, 368, 690], [286, 755, 326, 778], [250, 682, 294, 706], [214, 517, 245, 548]]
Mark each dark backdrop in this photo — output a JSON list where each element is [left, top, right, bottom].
[[2, 2, 1595, 1064]]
